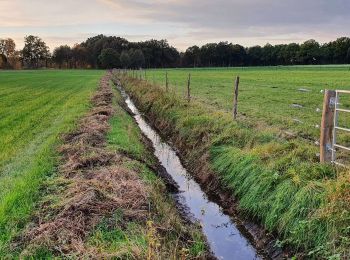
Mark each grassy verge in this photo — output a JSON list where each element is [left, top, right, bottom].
[[92, 88, 207, 259], [118, 75, 350, 259], [0, 70, 103, 256]]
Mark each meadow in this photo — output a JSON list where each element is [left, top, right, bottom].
[[0, 70, 103, 254], [0, 66, 349, 258], [121, 66, 350, 258], [144, 65, 350, 142]]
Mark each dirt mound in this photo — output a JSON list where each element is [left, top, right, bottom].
[[21, 73, 149, 257]]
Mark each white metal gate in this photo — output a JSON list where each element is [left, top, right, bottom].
[[331, 90, 350, 167]]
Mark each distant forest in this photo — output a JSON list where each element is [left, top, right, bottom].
[[1, 34, 350, 69]]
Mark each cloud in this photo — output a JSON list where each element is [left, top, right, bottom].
[[97, 0, 350, 28], [93, 0, 350, 47], [0, 0, 349, 50]]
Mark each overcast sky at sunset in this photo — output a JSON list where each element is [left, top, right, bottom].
[[1, 0, 349, 51]]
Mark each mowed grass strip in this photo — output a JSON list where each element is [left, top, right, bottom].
[[0, 70, 103, 255], [144, 65, 350, 140]]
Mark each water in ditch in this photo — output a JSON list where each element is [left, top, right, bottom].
[[117, 85, 262, 260]]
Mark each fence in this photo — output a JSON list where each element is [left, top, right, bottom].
[[320, 90, 350, 166], [118, 69, 350, 167]]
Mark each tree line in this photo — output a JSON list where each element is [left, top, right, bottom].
[[183, 39, 350, 67], [1, 35, 350, 69]]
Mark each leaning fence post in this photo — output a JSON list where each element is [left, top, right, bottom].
[[233, 76, 240, 119], [165, 71, 169, 92], [187, 73, 191, 102], [320, 89, 336, 163]]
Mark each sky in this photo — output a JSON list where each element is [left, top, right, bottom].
[[0, 0, 349, 51]]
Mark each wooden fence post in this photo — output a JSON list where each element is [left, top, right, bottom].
[[233, 76, 240, 119], [187, 73, 191, 102], [320, 89, 336, 163], [165, 72, 169, 92]]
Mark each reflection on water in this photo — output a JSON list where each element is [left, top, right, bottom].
[[117, 86, 261, 260]]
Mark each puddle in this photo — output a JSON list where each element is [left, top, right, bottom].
[[116, 85, 263, 260]]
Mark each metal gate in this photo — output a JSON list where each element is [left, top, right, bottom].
[[331, 90, 350, 167]]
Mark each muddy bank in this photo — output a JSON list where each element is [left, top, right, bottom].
[[113, 75, 291, 259]]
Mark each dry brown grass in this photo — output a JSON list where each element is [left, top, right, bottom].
[[21, 73, 149, 258], [23, 165, 148, 256]]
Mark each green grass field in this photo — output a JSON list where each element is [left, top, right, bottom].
[[1, 67, 349, 258], [0, 70, 103, 254], [121, 67, 350, 258], [143, 66, 350, 141]]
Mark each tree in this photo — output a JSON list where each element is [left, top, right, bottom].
[[331, 37, 350, 64], [216, 42, 232, 66], [81, 35, 129, 68], [283, 43, 300, 65], [52, 45, 72, 68], [72, 44, 89, 68], [230, 44, 246, 66], [0, 54, 6, 69], [98, 48, 120, 69], [0, 38, 16, 68], [138, 39, 180, 68], [200, 43, 218, 67], [22, 35, 50, 68], [120, 50, 131, 68], [9, 50, 22, 69], [319, 44, 332, 64], [247, 46, 263, 66], [77, 35, 181, 68], [129, 49, 145, 68], [0, 38, 15, 58], [7, 34, 350, 69], [261, 43, 275, 65], [298, 39, 320, 64], [183, 45, 201, 67]]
